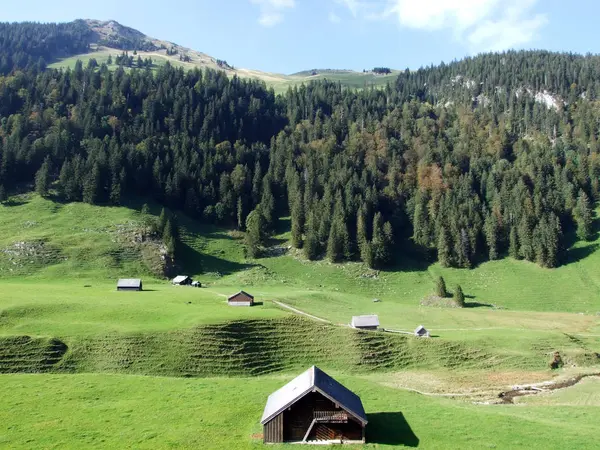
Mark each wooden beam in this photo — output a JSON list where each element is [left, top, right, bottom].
[[302, 418, 317, 443]]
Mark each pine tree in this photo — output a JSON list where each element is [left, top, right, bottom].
[[82, 163, 100, 204], [236, 197, 244, 230], [518, 216, 534, 261], [484, 213, 499, 260], [0, 185, 6, 203], [290, 197, 304, 249], [157, 208, 168, 235], [304, 211, 320, 260], [454, 285, 465, 307], [574, 190, 593, 241], [509, 226, 519, 259], [437, 226, 452, 267], [35, 156, 51, 197], [327, 216, 347, 263], [356, 208, 368, 259], [436, 276, 447, 298], [163, 218, 176, 257], [245, 208, 265, 258], [109, 174, 122, 205], [260, 177, 275, 229]]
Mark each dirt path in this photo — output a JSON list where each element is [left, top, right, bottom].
[[272, 301, 331, 323]]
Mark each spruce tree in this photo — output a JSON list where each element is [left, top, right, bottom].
[[0, 185, 5, 203], [82, 163, 100, 205], [163, 219, 176, 257], [436, 276, 447, 298], [509, 226, 519, 259], [437, 227, 452, 267], [327, 217, 346, 263], [454, 285, 465, 307], [290, 197, 304, 249], [303, 211, 320, 260], [157, 208, 168, 235], [245, 208, 265, 258], [35, 156, 51, 197], [484, 213, 499, 260], [574, 190, 593, 241]]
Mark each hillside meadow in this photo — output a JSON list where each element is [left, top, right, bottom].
[[2, 372, 600, 450], [0, 194, 598, 448]]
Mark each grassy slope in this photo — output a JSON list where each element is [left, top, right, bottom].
[[1, 373, 599, 449], [47, 48, 397, 93], [0, 194, 599, 448], [0, 194, 598, 369]]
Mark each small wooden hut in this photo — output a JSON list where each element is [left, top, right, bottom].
[[227, 291, 254, 306], [117, 279, 143, 291], [261, 366, 367, 444], [172, 275, 192, 285], [351, 315, 379, 330], [414, 325, 430, 337]]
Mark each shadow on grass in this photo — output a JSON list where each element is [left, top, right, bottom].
[[565, 243, 599, 265], [178, 241, 255, 276], [465, 302, 494, 308], [252, 301, 264, 307], [367, 412, 419, 447]]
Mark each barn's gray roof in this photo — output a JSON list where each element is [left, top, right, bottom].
[[260, 366, 367, 425], [117, 278, 142, 287], [172, 275, 190, 283], [351, 315, 380, 328], [415, 325, 428, 334], [228, 290, 254, 300]]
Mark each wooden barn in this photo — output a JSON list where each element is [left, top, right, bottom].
[[117, 279, 143, 291], [172, 275, 192, 285], [261, 366, 367, 444], [227, 291, 254, 306], [351, 315, 379, 330]]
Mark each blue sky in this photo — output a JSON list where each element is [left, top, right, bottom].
[[2, 0, 599, 74]]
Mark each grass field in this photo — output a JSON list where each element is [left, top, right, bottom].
[[47, 47, 398, 93], [0, 193, 599, 448], [2, 373, 600, 449]]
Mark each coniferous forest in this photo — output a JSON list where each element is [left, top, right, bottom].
[[1, 23, 600, 269]]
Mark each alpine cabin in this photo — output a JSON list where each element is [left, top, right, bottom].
[[172, 275, 192, 285], [261, 366, 367, 444], [351, 315, 379, 330], [415, 325, 430, 337], [228, 291, 254, 306], [117, 279, 143, 291]]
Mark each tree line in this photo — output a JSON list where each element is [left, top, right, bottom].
[[0, 36, 598, 269]]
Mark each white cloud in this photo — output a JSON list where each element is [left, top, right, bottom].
[[250, 0, 296, 27], [335, 0, 547, 51], [335, 0, 362, 17], [329, 12, 342, 24]]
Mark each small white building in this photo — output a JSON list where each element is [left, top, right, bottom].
[[351, 315, 380, 330], [415, 325, 430, 337]]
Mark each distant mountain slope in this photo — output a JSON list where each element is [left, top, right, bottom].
[[0, 19, 398, 91]]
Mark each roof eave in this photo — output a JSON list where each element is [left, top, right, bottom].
[[260, 386, 314, 425]]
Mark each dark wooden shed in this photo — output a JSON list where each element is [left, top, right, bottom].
[[117, 279, 143, 291], [228, 290, 254, 306], [261, 366, 367, 444]]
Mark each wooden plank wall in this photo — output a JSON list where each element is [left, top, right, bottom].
[[264, 414, 283, 443]]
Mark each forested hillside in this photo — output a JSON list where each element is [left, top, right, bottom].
[[0, 21, 92, 74], [0, 46, 599, 269]]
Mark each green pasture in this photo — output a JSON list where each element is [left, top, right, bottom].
[[1, 373, 599, 449]]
